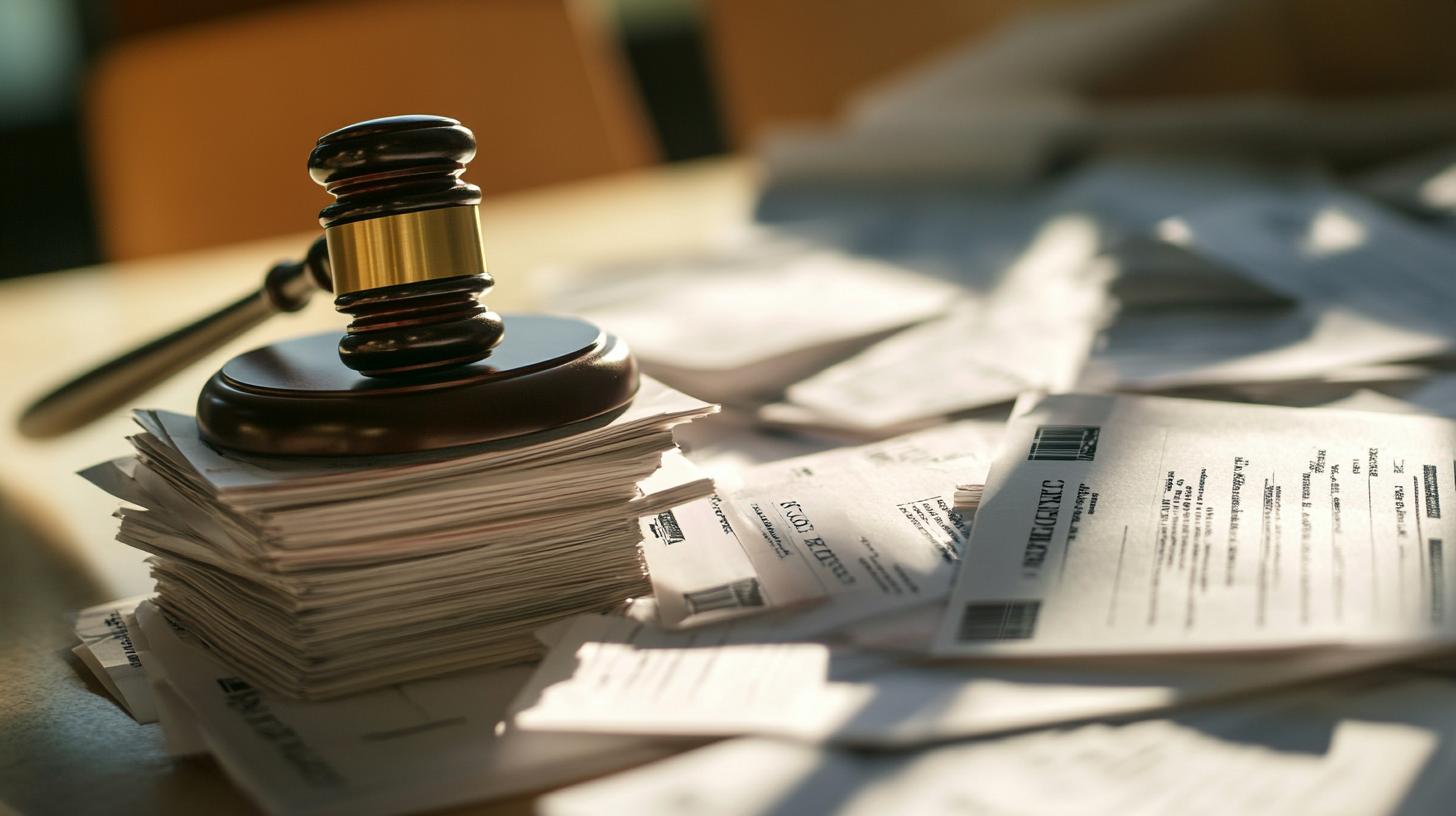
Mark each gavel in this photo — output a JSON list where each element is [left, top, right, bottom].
[[20, 115, 637, 455]]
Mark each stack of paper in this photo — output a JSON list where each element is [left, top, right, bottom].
[[84, 378, 717, 699], [70, 596, 680, 816], [75, 392, 1456, 813]]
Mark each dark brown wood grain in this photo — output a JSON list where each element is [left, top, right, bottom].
[[197, 316, 640, 456], [334, 275, 505, 377], [308, 115, 482, 228]]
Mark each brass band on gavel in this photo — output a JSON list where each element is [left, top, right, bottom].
[[325, 205, 489, 296]]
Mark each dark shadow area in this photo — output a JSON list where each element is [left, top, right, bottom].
[[617, 5, 727, 162], [0, 495, 248, 815], [0, 112, 99, 279], [0, 0, 730, 279]]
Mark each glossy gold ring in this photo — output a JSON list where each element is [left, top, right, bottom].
[[326, 205, 488, 295]]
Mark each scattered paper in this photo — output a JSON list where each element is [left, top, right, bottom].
[[643, 421, 1001, 629], [547, 240, 960, 402], [541, 673, 1456, 816], [509, 613, 1429, 747], [71, 594, 157, 723], [934, 393, 1456, 657], [785, 215, 1112, 430], [1087, 186, 1456, 391]]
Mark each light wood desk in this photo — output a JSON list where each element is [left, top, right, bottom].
[[0, 157, 754, 813]]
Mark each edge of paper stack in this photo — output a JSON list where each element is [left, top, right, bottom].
[[86, 376, 718, 699]]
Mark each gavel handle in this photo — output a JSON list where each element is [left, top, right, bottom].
[[18, 238, 331, 439]]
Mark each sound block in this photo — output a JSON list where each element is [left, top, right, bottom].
[[197, 314, 638, 456]]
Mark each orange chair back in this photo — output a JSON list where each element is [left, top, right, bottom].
[[87, 0, 654, 259]]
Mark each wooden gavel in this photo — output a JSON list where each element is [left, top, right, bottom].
[[20, 115, 637, 454]]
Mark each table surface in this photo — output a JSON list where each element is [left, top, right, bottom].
[[0, 157, 754, 814]]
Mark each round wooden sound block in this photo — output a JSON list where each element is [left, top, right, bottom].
[[197, 315, 638, 456]]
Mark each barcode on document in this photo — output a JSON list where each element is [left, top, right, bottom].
[[683, 578, 765, 615], [1424, 465, 1441, 519], [1028, 425, 1100, 462], [1431, 539, 1445, 625], [957, 600, 1041, 641], [648, 511, 686, 545]]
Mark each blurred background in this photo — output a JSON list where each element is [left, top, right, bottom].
[[0, 0, 723, 276], [5, 0, 1456, 278]]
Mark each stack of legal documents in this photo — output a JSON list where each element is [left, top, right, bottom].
[[84, 377, 716, 699], [69, 0, 1456, 812], [71, 596, 679, 816]]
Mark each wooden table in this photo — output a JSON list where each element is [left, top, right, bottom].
[[0, 157, 754, 813]]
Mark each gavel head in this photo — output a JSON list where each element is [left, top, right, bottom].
[[308, 115, 505, 377]]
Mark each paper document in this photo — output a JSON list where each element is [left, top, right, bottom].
[[119, 603, 209, 758], [642, 421, 1001, 629], [71, 595, 157, 723], [547, 240, 959, 402], [510, 613, 1428, 747], [784, 215, 1111, 430], [541, 674, 1456, 816], [934, 393, 1456, 657], [1086, 186, 1456, 390], [132, 602, 676, 816]]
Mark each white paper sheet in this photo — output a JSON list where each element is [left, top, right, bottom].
[[509, 613, 1430, 747], [71, 594, 158, 723], [121, 606, 209, 758], [541, 673, 1456, 816], [547, 240, 959, 401], [933, 393, 1456, 657], [1086, 186, 1456, 391], [785, 215, 1111, 430]]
